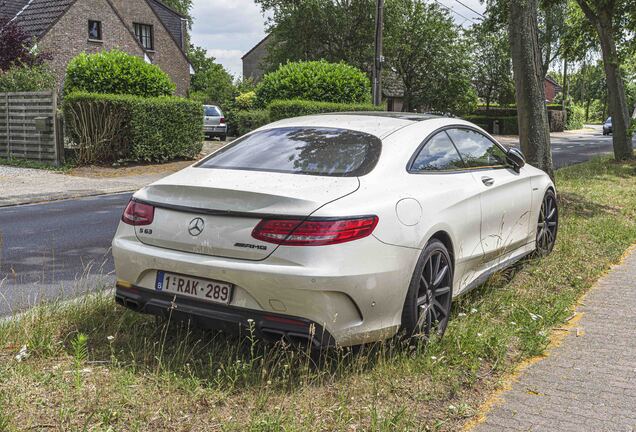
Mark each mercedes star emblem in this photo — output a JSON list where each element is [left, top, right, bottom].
[[188, 217, 205, 236]]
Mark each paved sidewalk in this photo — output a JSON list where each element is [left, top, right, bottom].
[[472, 247, 636, 432]]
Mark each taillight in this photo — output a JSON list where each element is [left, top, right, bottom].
[[252, 216, 378, 246], [220, 117, 226, 124], [122, 200, 155, 226]]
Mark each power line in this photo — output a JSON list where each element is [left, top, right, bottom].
[[430, 0, 477, 24], [451, 0, 485, 19]]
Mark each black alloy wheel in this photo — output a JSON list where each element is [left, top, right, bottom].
[[536, 189, 558, 256], [402, 240, 453, 339]]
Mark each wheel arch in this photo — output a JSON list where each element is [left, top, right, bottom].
[[428, 230, 455, 268]]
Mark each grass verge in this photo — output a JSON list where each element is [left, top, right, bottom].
[[0, 157, 74, 172], [1, 156, 636, 431]]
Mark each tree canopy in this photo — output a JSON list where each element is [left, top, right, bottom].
[[0, 17, 49, 71], [466, 24, 515, 108], [189, 45, 235, 106], [256, 0, 476, 115], [384, 0, 477, 114], [254, 0, 375, 75]]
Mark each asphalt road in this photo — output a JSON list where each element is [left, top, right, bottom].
[[497, 127, 619, 168], [0, 193, 131, 316], [0, 130, 630, 317]]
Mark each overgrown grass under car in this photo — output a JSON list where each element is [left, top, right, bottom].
[[1, 156, 636, 431]]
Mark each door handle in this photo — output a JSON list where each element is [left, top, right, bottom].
[[481, 176, 495, 187]]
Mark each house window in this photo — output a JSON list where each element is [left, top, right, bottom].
[[88, 20, 102, 41], [134, 23, 154, 50]]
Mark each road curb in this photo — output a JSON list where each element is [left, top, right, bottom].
[[0, 189, 136, 208]]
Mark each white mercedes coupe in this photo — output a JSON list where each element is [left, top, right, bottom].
[[112, 113, 558, 348]]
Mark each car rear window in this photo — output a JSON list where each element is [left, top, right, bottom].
[[205, 106, 221, 116], [197, 127, 382, 177]]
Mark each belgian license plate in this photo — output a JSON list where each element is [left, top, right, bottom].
[[155, 271, 233, 305]]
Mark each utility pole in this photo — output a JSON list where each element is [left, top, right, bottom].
[[373, 0, 384, 106]]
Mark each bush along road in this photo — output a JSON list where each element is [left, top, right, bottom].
[[1, 156, 636, 431]]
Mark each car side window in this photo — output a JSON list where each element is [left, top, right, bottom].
[[410, 131, 466, 172], [447, 128, 510, 169]]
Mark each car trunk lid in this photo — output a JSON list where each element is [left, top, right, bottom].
[[132, 167, 359, 260]]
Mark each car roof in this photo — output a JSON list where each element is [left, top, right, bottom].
[[261, 112, 443, 138]]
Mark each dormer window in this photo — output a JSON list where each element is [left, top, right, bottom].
[[134, 23, 154, 50], [88, 20, 102, 41]]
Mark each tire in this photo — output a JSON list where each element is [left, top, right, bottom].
[[220, 135, 227, 141], [401, 239, 453, 339], [535, 189, 558, 256]]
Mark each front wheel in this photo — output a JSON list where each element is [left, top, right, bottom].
[[535, 190, 558, 256], [401, 240, 453, 339]]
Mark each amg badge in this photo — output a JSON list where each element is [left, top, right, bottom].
[[234, 242, 268, 251]]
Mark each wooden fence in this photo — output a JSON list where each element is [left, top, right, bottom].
[[0, 91, 63, 165]]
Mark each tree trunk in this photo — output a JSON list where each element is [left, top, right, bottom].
[[576, 1, 633, 160], [508, 0, 554, 179], [562, 59, 568, 126], [596, 14, 633, 160]]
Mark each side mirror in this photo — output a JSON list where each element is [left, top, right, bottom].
[[507, 147, 526, 172]]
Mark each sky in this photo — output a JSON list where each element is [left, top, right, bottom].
[[190, 0, 486, 78]]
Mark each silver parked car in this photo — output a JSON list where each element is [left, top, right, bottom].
[[602, 117, 612, 136], [204, 105, 227, 141]]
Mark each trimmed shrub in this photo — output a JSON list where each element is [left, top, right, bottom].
[[63, 92, 203, 164], [566, 104, 585, 130], [65, 50, 176, 97], [462, 115, 518, 135], [548, 109, 565, 132], [501, 116, 519, 135], [256, 61, 371, 107], [0, 65, 55, 92], [235, 91, 257, 111], [472, 107, 518, 117], [268, 99, 383, 122], [234, 110, 270, 136]]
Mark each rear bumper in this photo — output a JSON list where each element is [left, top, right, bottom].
[[204, 125, 227, 135], [112, 223, 417, 346], [115, 286, 336, 348]]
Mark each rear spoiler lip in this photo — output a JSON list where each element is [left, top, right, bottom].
[[131, 197, 374, 222]]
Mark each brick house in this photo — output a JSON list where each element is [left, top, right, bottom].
[[544, 75, 563, 103], [2, 0, 191, 95]]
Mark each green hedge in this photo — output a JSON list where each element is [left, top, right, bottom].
[[463, 115, 519, 135], [548, 109, 565, 132], [473, 107, 518, 117], [256, 61, 371, 107], [268, 99, 383, 122], [234, 110, 270, 136], [65, 50, 176, 97], [566, 104, 585, 130], [0, 65, 56, 92], [63, 92, 203, 165]]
